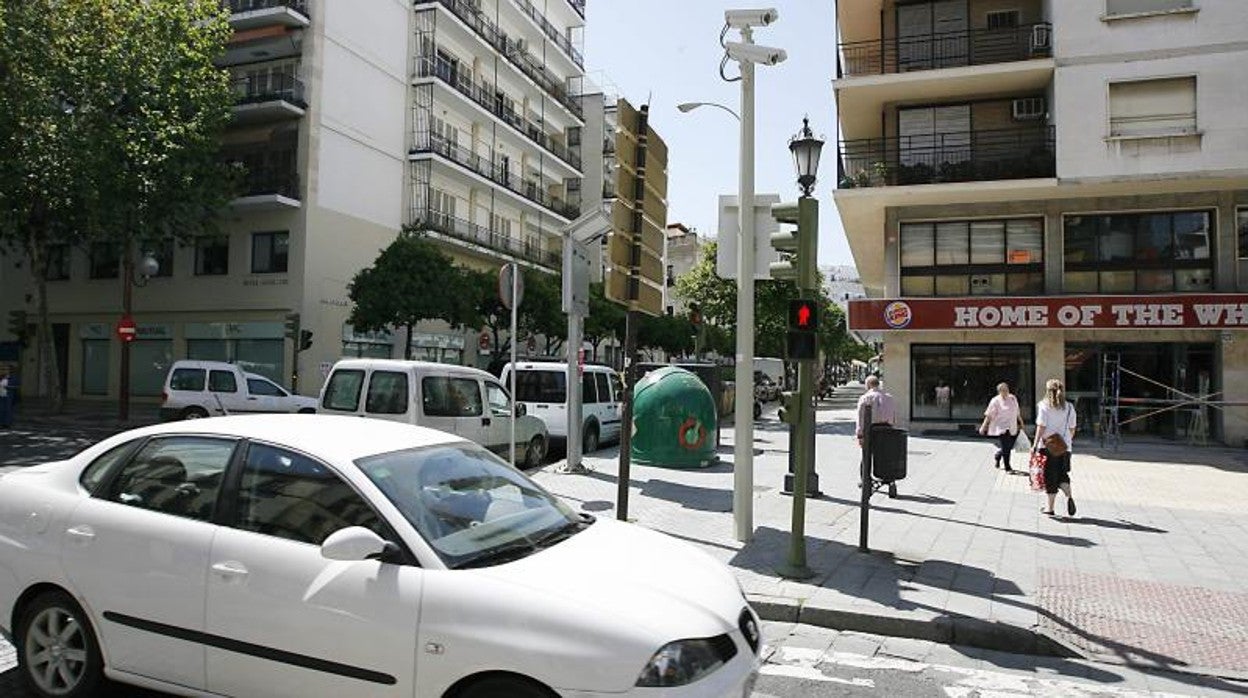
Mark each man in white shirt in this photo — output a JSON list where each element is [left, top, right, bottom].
[[856, 375, 896, 446]]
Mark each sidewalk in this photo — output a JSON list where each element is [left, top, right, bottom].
[[530, 385, 1248, 692]]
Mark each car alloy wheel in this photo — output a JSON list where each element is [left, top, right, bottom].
[[525, 436, 546, 468], [18, 592, 103, 698], [583, 425, 600, 454]]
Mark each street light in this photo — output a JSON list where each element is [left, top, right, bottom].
[[119, 247, 160, 420], [134, 251, 160, 286], [789, 117, 824, 197], [676, 101, 741, 122]]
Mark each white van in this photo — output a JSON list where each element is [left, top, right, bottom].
[[499, 362, 623, 453], [318, 359, 550, 467], [161, 360, 317, 421]]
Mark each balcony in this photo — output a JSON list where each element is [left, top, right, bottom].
[[426, 0, 584, 121], [413, 207, 559, 269], [224, 0, 309, 30], [410, 132, 579, 220], [839, 23, 1051, 77], [224, 147, 300, 209], [838, 125, 1055, 188], [231, 72, 307, 124], [414, 55, 581, 171], [507, 0, 583, 68]]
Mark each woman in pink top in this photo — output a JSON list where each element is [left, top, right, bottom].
[[979, 382, 1025, 472]]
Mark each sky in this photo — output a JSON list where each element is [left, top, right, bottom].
[[582, 0, 853, 267]]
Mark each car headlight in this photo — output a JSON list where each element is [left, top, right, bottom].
[[635, 636, 738, 687]]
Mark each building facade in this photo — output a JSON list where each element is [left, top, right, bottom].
[[0, 0, 588, 401], [663, 223, 703, 316], [837, 0, 1248, 444]]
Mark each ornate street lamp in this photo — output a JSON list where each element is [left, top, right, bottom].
[[788, 116, 824, 197]]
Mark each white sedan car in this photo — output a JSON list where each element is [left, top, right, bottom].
[[0, 415, 760, 698]]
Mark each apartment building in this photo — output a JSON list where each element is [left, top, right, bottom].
[[838, 0, 1248, 443], [0, 0, 588, 401], [663, 223, 703, 316]]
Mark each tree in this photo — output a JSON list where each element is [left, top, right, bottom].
[[347, 230, 475, 359], [463, 267, 565, 372], [0, 0, 236, 407], [522, 271, 565, 356], [638, 313, 695, 361]]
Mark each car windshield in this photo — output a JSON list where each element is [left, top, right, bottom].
[[356, 444, 586, 569]]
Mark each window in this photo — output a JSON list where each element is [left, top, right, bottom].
[[80, 441, 140, 494], [209, 370, 238, 393], [44, 244, 70, 281], [900, 218, 1044, 297], [147, 239, 174, 278], [514, 370, 566, 403], [322, 369, 365, 411], [195, 237, 229, 276], [89, 243, 120, 279], [611, 373, 624, 403], [365, 371, 409, 415], [491, 213, 513, 238], [1106, 0, 1193, 16], [595, 372, 612, 404], [247, 377, 286, 397], [107, 437, 236, 521], [251, 231, 289, 274], [1063, 211, 1213, 293], [985, 10, 1019, 29], [1109, 77, 1196, 138], [431, 189, 457, 219], [1238, 209, 1248, 260], [912, 345, 1034, 422], [485, 382, 511, 417], [422, 376, 483, 417], [235, 442, 386, 545], [170, 368, 207, 392], [582, 372, 598, 404]]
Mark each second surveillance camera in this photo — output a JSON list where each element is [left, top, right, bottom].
[[725, 41, 788, 66], [725, 8, 778, 29]]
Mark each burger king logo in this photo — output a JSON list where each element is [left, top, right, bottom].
[[883, 301, 912, 329]]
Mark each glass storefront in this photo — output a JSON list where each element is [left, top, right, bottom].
[[185, 322, 285, 384], [410, 332, 465, 365], [911, 344, 1034, 422], [130, 339, 173, 396], [342, 325, 394, 359], [1065, 342, 1216, 440], [81, 340, 110, 395]]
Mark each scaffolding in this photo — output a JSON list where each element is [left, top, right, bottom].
[[1097, 353, 1230, 449]]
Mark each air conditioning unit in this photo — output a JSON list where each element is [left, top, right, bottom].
[[1030, 23, 1052, 54], [1012, 97, 1046, 121]]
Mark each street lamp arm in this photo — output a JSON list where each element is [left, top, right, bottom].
[[676, 101, 741, 122]]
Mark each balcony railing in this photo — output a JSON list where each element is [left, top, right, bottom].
[[414, 207, 559, 268], [837, 125, 1054, 188], [566, 0, 585, 19], [428, 0, 583, 120], [838, 22, 1052, 77], [231, 72, 307, 108], [414, 55, 581, 170], [237, 165, 300, 198], [411, 132, 579, 219], [224, 0, 308, 15], [509, 0, 584, 68]]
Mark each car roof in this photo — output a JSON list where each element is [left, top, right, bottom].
[[331, 359, 494, 380], [112, 414, 465, 463], [505, 361, 613, 372]]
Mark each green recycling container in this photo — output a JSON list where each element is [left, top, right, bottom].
[[631, 366, 718, 468]]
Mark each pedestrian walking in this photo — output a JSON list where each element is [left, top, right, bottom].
[[1032, 378, 1077, 516], [0, 367, 12, 428], [855, 375, 896, 446], [979, 382, 1024, 472]]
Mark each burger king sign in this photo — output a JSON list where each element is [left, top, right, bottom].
[[883, 301, 912, 329]]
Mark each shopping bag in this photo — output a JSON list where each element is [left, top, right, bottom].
[[1028, 451, 1047, 492], [1014, 430, 1031, 453]]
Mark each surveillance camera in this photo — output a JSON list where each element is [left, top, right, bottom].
[[724, 41, 787, 66], [724, 8, 778, 28]]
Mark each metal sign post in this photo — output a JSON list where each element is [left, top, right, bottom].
[[859, 403, 872, 553], [499, 263, 524, 467]]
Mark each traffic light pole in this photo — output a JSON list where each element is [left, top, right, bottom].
[[732, 26, 757, 544]]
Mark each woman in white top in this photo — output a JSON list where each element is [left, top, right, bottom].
[[1032, 378, 1077, 517], [979, 382, 1024, 472]]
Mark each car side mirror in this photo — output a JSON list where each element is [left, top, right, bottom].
[[321, 526, 396, 562], [516, 403, 527, 417]]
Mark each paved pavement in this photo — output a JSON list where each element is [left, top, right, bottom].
[[530, 384, 1248, 689]]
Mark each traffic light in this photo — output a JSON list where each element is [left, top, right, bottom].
[[768, 200, 816, 288], [283, 313, 299, 341], [778, 391, 800, 425], [7, 310, 30, 346], [787, 298, 819, 360], [298, 329, 313, 352]]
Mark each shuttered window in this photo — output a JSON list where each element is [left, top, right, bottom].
[[1106, 0, 1193, 16], [1109, 77, 1196, 137]]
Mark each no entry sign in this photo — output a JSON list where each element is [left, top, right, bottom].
[[116, 315, 136, 343]]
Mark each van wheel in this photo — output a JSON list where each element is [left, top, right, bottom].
[[583, 424, 600, 454], [524, 436, 546, 469], [181, 407, 209, 420]]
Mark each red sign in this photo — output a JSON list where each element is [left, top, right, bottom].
[[116, 315, 136, 343], [478, 331, 491, 351], [848, 295, 1248, 331]]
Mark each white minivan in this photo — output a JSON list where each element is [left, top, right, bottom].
[[500, 362, 623, 453], [318, 359, 550, 467], [160, 360, 317, 421]]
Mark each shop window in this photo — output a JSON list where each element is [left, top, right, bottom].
[[44, 244, 70, 281], [911, 344, 1034, 422], [1238, 209, 1248, 260], [82, 340, 110, 395], [1063, 211, 1213, 293], [1109, 77, 1196, 138], [251, 231, 289, 274], [130, 340, 173, 396], [195, 237, 229, 276], [900, 218, 1044, 296], [89, 243, 120, 279]]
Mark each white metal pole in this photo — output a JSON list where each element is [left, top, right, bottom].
[[510, 262, 519, 467], [566, 313, 583, 471], [733, 27, 756, 543]]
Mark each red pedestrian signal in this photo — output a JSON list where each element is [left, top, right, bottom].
[[788, 299, 818, 332]]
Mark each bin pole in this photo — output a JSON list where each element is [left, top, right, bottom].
[[859, 403, 872, 553]]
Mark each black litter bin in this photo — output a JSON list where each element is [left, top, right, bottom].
[[870, 426, 908, 482]]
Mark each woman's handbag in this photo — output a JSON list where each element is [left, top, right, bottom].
[[1029, 451, 1047, 492], [1042, 404, 1073, 457]]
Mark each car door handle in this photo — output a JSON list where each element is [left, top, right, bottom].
[[65, 525, 95, 543], [211, 561, 249, 580], [482, 417, 491, 426]]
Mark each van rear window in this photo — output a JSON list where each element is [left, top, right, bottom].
[[322, 370, 365, 412], [514, 370, 566, 403], [170, 368, 206, 392]]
